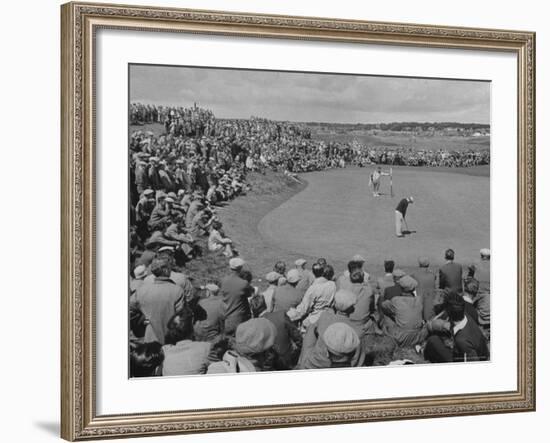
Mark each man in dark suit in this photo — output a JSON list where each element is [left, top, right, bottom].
[[439, 248, 463, 293], [221, 258, 253, 335], [411, 257, 437, 321], [424, 293, 489, 363]]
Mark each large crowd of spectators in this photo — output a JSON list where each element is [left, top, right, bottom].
[[128, 103, 490, 376], [129, 248, 491, 376]]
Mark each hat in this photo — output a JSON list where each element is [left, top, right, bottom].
[[167, 192, 177, 200], [295, 258, 307, 267], [398, 275, 418, 292], [143, 189, 154, 197], [323, 323, 359, 354], [165, 197, 175, 204], [133, 265, 147, 280], [205, 283, 219, 294], [149, 156, 159, 162], [235, 318, 277, 355], [156, 191, 166, 199], [229, 257, 245, 270], [418, 257, 430, 267], [286, 269, 301, 284], [265, 271, 281, 284], [352, 254, 366, 263], [392, 269, 407, 279], [334, 289, 358, 312], [177, 189, 185, 195], [408, 196, 414, 203], [158, 246, 174, 254], [480, 248, 491, 258]]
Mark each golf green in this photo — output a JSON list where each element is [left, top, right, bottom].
[[258, 166, 490, 268]]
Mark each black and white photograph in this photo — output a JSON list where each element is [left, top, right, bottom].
[[128, 64, 491, 378]]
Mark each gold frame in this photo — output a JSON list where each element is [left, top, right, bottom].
[[61, 1, 536, 440]]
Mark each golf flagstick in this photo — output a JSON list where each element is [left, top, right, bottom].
[[390, 167, 393, 197]]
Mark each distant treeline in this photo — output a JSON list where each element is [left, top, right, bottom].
[[302, 121, 490, 132]]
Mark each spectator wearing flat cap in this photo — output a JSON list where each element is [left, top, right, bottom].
[[271, 269, 303, 313], [131, 256, 185, 345], [261, 271, 281, 313], [298, 321, 365, 370], [207, 318, 278, 373], [221, 258, 254, 335], [380, 275, 428, 347], [193, 283, 225, 342], [295, 258, 315, 294], [411, 257, 437, 321], [380, 269, 406, 305], [130, 265, 148, 296], [439, 248, 463, 293]]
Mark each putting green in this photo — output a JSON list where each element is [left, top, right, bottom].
[[257, 166, 489, 268]]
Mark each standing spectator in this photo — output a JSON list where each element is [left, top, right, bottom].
[[411, 257, 437, 321], [193, 284, 225, 342], [221, 258, 253, 335], [261, 271, 281, 313], [439, 248, 463, 292], [131, 257, 184, 344]]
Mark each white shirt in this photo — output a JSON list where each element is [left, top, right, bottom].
[[453, 316, 468, 335]]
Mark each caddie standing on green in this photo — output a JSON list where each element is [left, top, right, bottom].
[[370, 166, 390, 197]]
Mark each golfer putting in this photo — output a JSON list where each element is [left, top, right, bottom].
[[395, 196, 414, 237]]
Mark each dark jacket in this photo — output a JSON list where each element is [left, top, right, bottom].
[[411, 269, 437, 321], [453, 315, 489, 361], [221, 273, 253, 335], [262, 310, 302, 370], [439, 262, 463, 292]]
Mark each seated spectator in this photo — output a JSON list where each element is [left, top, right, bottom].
[[162, 308, 217, 376], [287, 262, 337, 328], [294, 258, 315, 294], [207, 318, 278, 373], [424, 292, 489, 363], [336, 254, 369, 290], [130, 264, 148, 296], [380, 275, 427, 347], [208, 220, 234, 257], [130, 342, 164, 377], [271, 269, 303, 313], [298, 322, 365, 370]]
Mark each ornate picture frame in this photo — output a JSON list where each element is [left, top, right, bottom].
[[61, 1, 535, 440]]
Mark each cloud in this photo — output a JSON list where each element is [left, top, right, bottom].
[[130, 64, 490, 124]]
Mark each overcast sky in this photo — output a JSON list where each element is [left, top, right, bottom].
[[130, 64, 490, 124]]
